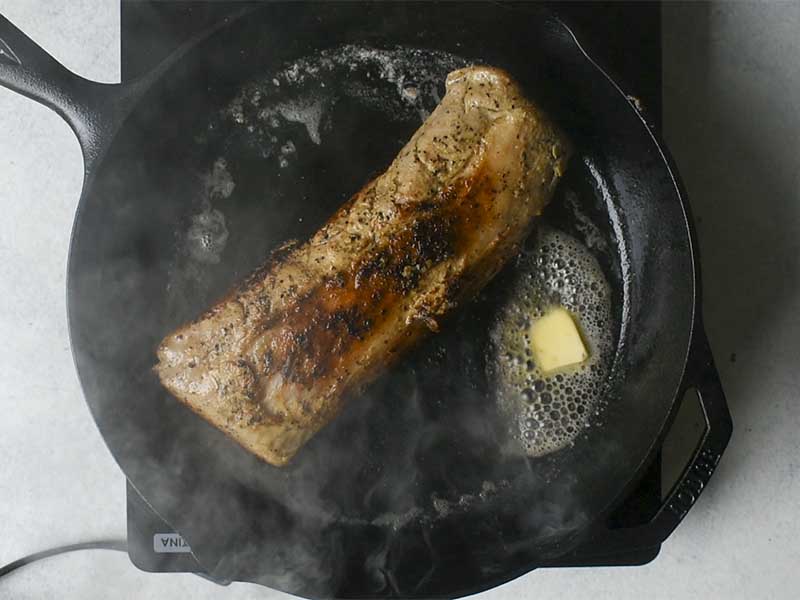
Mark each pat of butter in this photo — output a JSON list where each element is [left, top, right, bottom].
[[529, 307, 589, 375]]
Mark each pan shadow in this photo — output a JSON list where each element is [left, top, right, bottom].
[[662, 3, 800, 494]]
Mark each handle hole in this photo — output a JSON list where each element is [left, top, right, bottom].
[[661, 387, 707, 500]]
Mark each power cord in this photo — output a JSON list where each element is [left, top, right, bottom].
[[0, 539, 233, 587], [0, 540, 128, 578]]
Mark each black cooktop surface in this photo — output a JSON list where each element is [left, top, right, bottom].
[[123, 0, 664, 582]]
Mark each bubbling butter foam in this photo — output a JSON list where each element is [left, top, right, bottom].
[[489, 225, 616, 457]]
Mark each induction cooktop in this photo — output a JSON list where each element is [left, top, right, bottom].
[[122, 0, 670, 584]]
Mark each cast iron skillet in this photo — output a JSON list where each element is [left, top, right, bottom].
[[0, 3, 731, 598]]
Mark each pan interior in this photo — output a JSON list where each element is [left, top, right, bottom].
[[154, 42, 629, 532]]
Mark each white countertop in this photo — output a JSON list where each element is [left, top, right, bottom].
[[1, 2, 798, 599]]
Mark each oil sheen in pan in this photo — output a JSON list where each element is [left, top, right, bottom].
[[220, 44, 470, 160], [488, 224, 616, 458]]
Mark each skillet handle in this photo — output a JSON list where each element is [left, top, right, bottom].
[[588, 323, 733, 554], [0, 13, 130, 174]]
